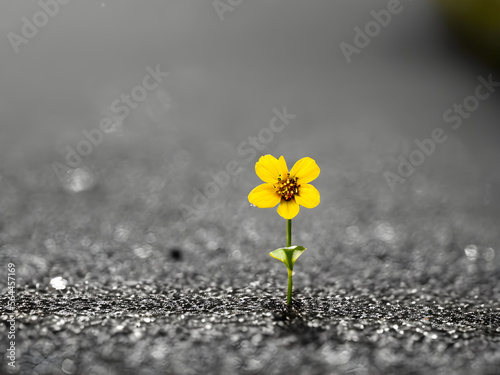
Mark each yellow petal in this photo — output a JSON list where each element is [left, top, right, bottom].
[[255, 155, 287, 184], [295, 183, 320, 209], [277, 155, 288, 178], [277, 199, 300, 219], [248, 183, 281, 208], [290, 157, 320, 184]]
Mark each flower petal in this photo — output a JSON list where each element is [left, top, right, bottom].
[[295, 183, 320, 209], [277, 199, 300, 220], [290, 157, 320, 184], [277, 155, 288, 179], [255, 155, 287, 183], [248, 183, 281, 208]]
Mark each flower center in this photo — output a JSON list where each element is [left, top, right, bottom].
[[274, 173, 300, 201]]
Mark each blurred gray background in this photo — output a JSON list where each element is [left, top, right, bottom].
[[1, 0, 499, 274], [1, 0, 499, 172]]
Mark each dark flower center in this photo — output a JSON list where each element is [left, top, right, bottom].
[[274, 173, 300, 201]]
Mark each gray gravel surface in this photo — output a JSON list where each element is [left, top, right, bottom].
[[1, 148, 499, 375]]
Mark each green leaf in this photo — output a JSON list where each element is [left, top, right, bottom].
[[269, 245, 306, 271]]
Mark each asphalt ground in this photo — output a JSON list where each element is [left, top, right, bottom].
[[1, 146, 499, 374]]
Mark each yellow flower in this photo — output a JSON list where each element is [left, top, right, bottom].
[[248, 155, 320, 219]]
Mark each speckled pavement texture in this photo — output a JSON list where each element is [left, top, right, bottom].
[[1, 147, 499, 375]]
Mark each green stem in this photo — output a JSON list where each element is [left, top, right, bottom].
[[287, 268, 293, 306], [287, 219, 292, 247], [287, 219, 292, 306]]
